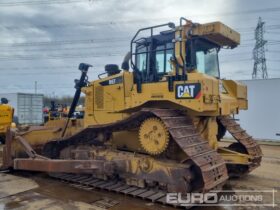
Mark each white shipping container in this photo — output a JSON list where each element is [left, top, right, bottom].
[[0, 93, 43, 125]]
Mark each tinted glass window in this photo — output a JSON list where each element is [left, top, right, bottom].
[[156, 50, 165, 73], [196, 48, 219, 78], [155, 44, 173, 74], [136, 53, 147, 72], [187, 38, 220, 78], [166, 49, 173, 73], [133, 32, 174, 82]]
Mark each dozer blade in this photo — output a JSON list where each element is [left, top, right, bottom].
[[13, 159, 113, 174]]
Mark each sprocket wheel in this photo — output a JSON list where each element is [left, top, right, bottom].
[[139, 117, 169, 155]]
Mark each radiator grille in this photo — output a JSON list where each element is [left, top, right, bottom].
[[95, 86, 104, 109]]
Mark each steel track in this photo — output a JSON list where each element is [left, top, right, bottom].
[[45, 108, 229, 209], [50, 172, 181, 207], [218, 116, 262, 175]]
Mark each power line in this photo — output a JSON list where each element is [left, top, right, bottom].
[[267, 42, 280, 46], [3, 44, 274, 61], [1, 8, 280, 30], [266, 31, 280, 35], [0, 0, 94, 6], [0, 37, 129, 47], [0, 42, 277, 61], [0, 66, 107, 73], [214, 7, 280, 16], [0, 85, 77, 89], [220, 58, 253, 64], [0, 21, 279, 32], [0, 65, 102, 71], [268, 40, 280, 43], [2, 39, 275, 51], [0, 44, 128, 52], [0, 51, 125, 61], [0, 44, 270, 61], [268, 59, 280, 62], [0, 71, 103, 76], [267, 50, 280, 53], [0, 35, 269, 50], [220, 52, 252, 57], [269, 68, 280, 71]]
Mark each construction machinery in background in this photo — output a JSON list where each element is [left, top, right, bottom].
[[43, 101, 84, 123], [0, 18, 262, 207], [43, 101, 68, 122], [0, 98, 14, 144]]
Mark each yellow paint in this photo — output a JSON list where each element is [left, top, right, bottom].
[[139, 117, 169, 155], [218, 147, 250, 165], [0, 104, 14, 138], [11, 119, 83, 156], [193, 116, 218, 150]]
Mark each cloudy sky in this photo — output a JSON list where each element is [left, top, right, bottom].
[[0, 0, 279, 96]]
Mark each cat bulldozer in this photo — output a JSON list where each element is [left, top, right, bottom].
[[0, 18, 262, 207]]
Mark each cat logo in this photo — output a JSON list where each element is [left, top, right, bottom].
[[176, 83, 201, 99]]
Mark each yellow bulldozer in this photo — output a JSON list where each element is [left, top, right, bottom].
[[0, 18, 262, 206], [0, 98, 14, 144]]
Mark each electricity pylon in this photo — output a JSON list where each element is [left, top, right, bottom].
[[252, 17, 268, 79]]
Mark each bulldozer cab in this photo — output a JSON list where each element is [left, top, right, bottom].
[[130, 19, 240, 87], [132, 30, 221, 82], [131, 24, 220, 84]]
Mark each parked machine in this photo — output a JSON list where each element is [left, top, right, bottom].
[[0, 18, 262, 206], [44, 101, 84, 123], [0, 98, 14, 144]]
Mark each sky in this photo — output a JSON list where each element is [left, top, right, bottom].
[[0, 0, 279, 96]]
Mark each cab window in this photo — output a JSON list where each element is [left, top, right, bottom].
[[136, 46, 147, 70], [155, 43, 173, 75], [187, 38, 220, 78], [196, 48, 219, 78]]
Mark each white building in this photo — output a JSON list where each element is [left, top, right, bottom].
[[236, 78, 280, 141]]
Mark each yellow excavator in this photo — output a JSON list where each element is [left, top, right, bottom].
[[0, 98, 14, 144], [0, 18, 262, 206]]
